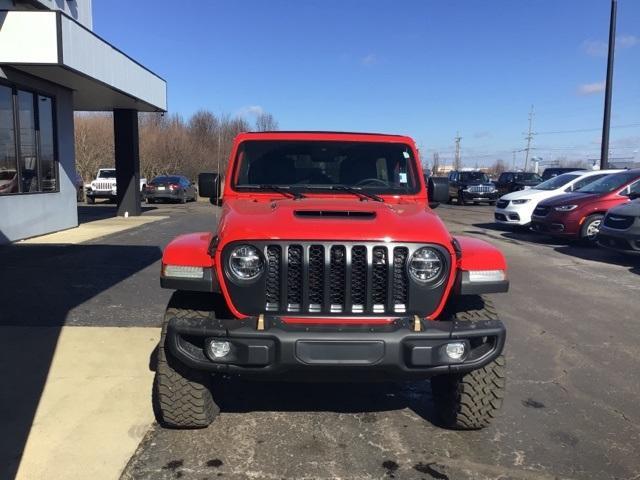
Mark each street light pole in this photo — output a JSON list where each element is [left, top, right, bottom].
[[600, 0, 617, 170]]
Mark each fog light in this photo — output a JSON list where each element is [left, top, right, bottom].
[[445, 342, 466, 360], [207, 339, 231, 358]]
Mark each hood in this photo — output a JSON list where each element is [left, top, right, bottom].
[[607, 199, 640, 217], [216, 197, 453, 247], [461, 181, 494, 187], [538, 192, 598, 207], [501, 188, 549, 201]]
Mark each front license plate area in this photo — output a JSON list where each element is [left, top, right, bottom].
[[295, 340, 385, 365]]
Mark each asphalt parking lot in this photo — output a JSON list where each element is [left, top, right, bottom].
[[127, 202, 639, 480], [3, 201, 640, 479]]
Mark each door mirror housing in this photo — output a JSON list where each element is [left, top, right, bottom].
[[198, 172, 220, 198], [628, 192, 640, 200], [428, 176, 449, 209]]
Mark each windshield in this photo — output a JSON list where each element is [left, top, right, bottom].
[[152, 176, 181, 184], [577, 171, 639, 194], [459, 172, 489, 183], [514, 172, 542, 182], [98, 169, 116, 178], [233, 140, 419, 194], [534, 173, 580, 191]]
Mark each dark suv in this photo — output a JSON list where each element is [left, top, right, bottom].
[[541, 167, 586, 181], [494, 171, 542, 196], [447, 170, 499, 205]]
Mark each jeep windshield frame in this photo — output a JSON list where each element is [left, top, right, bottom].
[[230, 140, 421, 196]]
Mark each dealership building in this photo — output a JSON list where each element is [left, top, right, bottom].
[[0, 0, 166, 244]]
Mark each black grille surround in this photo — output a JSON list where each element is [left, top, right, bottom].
[[603, 214, 635, 230], [533, 205, 550, 217], [222, 241, 451, 317]]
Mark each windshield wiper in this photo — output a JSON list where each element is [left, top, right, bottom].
[[301, 185, 384, 202], [236, 184, 306, 199]]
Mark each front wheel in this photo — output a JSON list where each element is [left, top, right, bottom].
[[154, 292, 219, 428], [579, 214, 604, 245], [86, 196, 95, 204], [457, 192, 467, 206], [431, 296, 506, 429]]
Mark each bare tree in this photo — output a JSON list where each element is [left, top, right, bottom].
[[432, 152, 440, 176], [75, 108, 275, 183], [255, 112, 279, 132]]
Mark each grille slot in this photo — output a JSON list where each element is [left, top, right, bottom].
[[468, 185, 493, 193], [308, 245, 325, 312], [329, 246, 346, 312], [286, 245, 303, 311], [392, 247, 409, 312], [265, 246, 281, 311], [371, 247, 388, 312], [350, 246, 367, 312]]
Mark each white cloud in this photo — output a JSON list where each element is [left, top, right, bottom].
[[618, 34, 639, 48], [583, 34, 639, 56], [577, 82, 605, 95], [236, 105, 265, 118], [582, 40, 607, 57], [360, 53, 378, 66], [474, 131, 492, 139]]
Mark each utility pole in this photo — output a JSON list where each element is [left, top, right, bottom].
[[600, 0, 617, 170], [512, 150, 517, 170], [454, 132, 462, 170], [432, 152, 440, 176], [523, 105, 535, 172]]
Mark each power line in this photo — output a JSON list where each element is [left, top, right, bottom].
[[537, 123, 640, 135]]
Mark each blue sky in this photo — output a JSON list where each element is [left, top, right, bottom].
[[93, 0, 639, 168]]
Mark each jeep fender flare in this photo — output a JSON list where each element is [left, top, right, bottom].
[[161, 232, 218, 292], [453, 236, 509, 295]]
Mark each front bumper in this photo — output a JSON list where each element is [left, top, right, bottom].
[[166, 316, 506, 380], [494, 207, 530, 225], [87, 190, 116, 199], [597, 226, 640, 254]]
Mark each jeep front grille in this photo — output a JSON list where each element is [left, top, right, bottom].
[[468, 185, 493, 193], [93, 181, 113, 191], [263, 243, 413, 315]]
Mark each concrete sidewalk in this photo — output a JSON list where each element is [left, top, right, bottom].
[[1, 326, 160, 480]]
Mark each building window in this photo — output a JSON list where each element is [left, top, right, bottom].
[[0, 83, 57, 195], [0, 85, 18, 194]]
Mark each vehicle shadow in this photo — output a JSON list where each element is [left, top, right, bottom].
[[0, 241, 162, 480], [205, 377, 438, 426], [472, 222, 640, 275]]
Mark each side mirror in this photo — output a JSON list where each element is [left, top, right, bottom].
[[198, 172, 220, 198], [629, 192, 640, 200], [428, 176, 449, 209]]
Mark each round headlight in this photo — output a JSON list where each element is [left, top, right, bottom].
[[408, 247, 443, 283], [229, 245, 264, 280]]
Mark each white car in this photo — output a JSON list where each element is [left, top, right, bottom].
[[494, 169, 623, 227]]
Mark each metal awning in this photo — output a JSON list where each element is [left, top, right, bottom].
[[0, 10, 167, 112]]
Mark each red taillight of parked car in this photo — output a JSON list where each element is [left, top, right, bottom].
[[147, 185, 156, 191], [169, 183, 179, 191]]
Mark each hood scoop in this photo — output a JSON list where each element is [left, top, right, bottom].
[[294, 210, 376, 219]]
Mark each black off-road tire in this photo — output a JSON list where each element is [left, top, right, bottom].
[[431, 295, 506, 430], [457, 192, 467, 206], [86, 196, 95, 204], [154, 292, 219, 428]]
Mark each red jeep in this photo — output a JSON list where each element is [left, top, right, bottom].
[[156, 132, 508, 430]]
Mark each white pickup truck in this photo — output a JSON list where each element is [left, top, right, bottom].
[[86, 168, 147, 204]]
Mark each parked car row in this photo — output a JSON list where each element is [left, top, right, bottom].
[[82, 169, 198, 205], [492, 168, 640, 253]]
